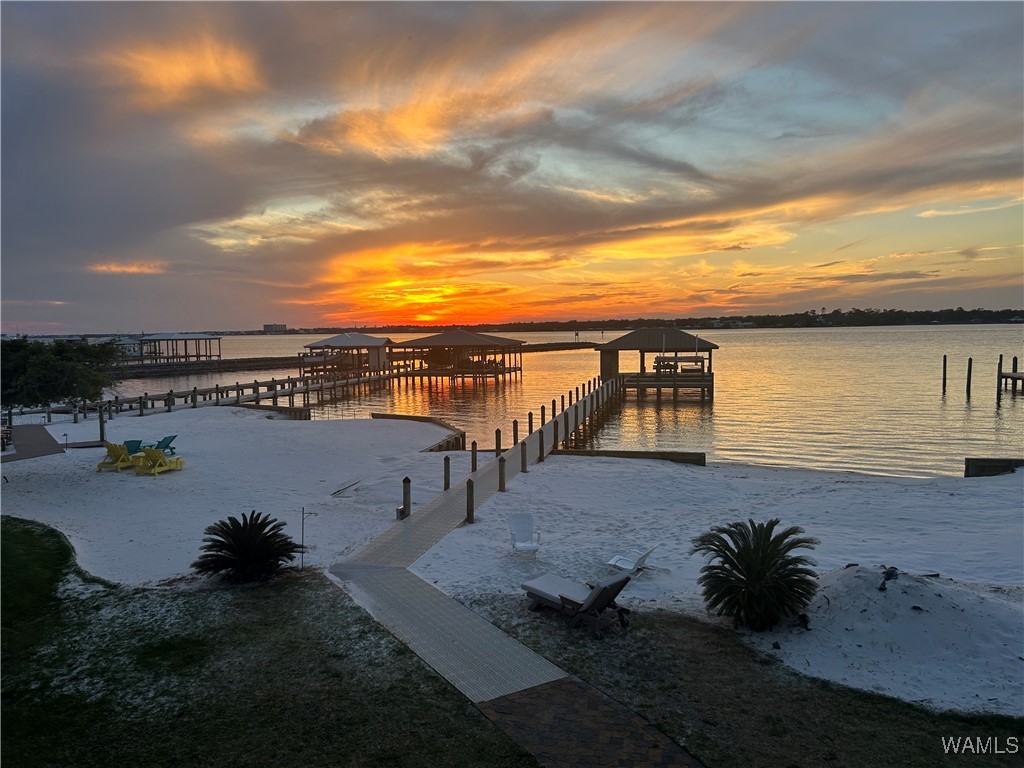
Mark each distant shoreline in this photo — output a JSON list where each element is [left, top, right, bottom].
[[12, 314, 1024, 340]]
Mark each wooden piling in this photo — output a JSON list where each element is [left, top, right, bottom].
[[498, 456, 506, 492], [443, 455, 450, 491], [466, 479, 475, 524], [966, 357, 973, 399]]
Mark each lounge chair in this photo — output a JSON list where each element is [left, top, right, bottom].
[[141, 435, 177, 455], [97, 443, 135, 472], [123, 440, 143, 456], [509, 513, 541, 556], [607, 544, 659, 573], [134, 447, 185, 476], [521, 572, 631, 637]]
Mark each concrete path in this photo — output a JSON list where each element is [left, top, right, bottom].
[[1, 425, 65, 463], [330, 380, 704, 767]]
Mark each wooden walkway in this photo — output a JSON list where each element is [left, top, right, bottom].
[[329, 377, 705, 766]]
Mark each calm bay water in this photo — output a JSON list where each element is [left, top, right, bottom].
[[113, 326, 1023, 478]]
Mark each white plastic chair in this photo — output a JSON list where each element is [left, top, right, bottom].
[[607, 544, 659, 573], [509, 513, 541, 556]]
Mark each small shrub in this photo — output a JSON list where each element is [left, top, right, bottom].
[[689, 518, 819, 631], [191, 510, 304, 582]]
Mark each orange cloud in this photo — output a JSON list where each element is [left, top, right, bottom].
[[98, 33, 264, 107], [88, 262, 166, 275]]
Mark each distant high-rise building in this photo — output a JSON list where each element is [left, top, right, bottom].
[[263, 324, 287, 334]]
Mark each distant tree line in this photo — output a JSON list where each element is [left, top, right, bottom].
[[289, 307, 1023, 335]]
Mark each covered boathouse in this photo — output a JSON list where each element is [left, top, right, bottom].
[[299, 332, 394, 379], [391, 329, 524, 382], [137, 333, 222, 364], [597, 328, 719, 400]]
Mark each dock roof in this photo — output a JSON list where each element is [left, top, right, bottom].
[[596, 328, 718, 352], [395, 329, 524, 348], [305, 332, 393, 349], [140, 332, 221, 341]]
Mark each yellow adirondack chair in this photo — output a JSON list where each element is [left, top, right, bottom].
[[134, 447, 185, 476], [97, 443, 135, 472]]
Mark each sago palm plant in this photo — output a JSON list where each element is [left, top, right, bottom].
[[689, 518, 819, 631], [191, 510, 304, 582]]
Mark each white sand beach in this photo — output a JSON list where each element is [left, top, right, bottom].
[[2, 408, 1022, 716]]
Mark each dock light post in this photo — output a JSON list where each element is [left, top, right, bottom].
[[300, 507, 318, 570]]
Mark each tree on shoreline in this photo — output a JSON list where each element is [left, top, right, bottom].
[[1, 337, 122, 409]]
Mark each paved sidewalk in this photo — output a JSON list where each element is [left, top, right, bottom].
[[330, 381, 705, 767], [1, 425, 65, 463]]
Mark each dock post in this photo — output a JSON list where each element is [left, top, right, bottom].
[[561, 394, 565, 411], [966, 358, 973, 400], [166, 391, 174, 412], [498, 456, 506, 492], [139, 396, 145, 417], [997, 355, 1003, 404], [444, 455, 450, 491], [528, 412, 534, 434], [254, 380, 260, 405], [272, 379, 278, 406], [236, 382, 241, 405], [551, 399, 556, 420], [495, 428, 502, 457], [553, 418, 559, 448], [538, 426, 545, 462], [942, 354, 947, 395], [466, 479, 475, 524], [540, 405, 546, 425], [46, 406, 52, 422], [471, 441, 478, 472], [1015, 357, 1020, 393], [563, 412, 569, 448], [399, 477, 411, 520], [512, 419, 519, 445], [73, 404, 78, 424], [521, 441, 528, 473]]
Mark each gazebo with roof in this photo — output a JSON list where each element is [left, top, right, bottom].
[[392, 329, 524, 382], [300, 332, 394, 378], [596, 328, 719, 400]]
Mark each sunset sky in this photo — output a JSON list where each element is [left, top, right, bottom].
[[2, 1, 1022, 334]]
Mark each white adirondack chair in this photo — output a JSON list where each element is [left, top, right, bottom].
[[607, 544, 659, 573], [509, 513, 541, 556]]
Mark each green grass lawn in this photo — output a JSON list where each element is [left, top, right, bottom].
[[1, 516, 536, 768], [4, 515, 1021, 768]]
